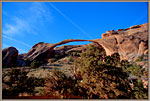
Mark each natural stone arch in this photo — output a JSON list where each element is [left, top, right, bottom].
[[48, 39, 102, 55], [25, 39, 104, 62]]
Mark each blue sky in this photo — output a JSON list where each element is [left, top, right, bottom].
[[2, 2, 148, 54]]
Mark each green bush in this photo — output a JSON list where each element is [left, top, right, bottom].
[[31, 60, 44, 69], [131, 79, 148, 99], [121, 60, 148, 99], [135, 56, 143, 62], [126, 64, 143, 78], [74, 45, 132, 98], [74, 45, 106, 75], [74, 45, 147, 99]]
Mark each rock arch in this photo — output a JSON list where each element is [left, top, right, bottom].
[[49, 39, 101, 54], [25, 39, 103, 61]]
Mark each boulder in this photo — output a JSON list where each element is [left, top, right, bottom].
[[2, 47, 18, 68]]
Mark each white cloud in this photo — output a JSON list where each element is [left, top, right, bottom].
[[30, 2, 53, 21], [2, 2, 53, 53], [2, 2, 53, 37], [3, 17, 26, 36]]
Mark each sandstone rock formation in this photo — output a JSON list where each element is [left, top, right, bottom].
[[24, 42, 54, 62], [2, 47, 18, 67], [98, 23, 148, 61], [2, 23, 148, 66], [23, 23, 148, 62], [24, 39, 101, 62], [54, 42, 100, 56]]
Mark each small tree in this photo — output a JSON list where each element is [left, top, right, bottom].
[[74, 45, 133, 99]]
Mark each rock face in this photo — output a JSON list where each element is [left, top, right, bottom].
[[98, 23, 148, 61], [24, 42, 54, 62], [2, 47, 18, 67]]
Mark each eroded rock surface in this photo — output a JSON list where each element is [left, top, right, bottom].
[[24, 42, 54, 62], [98, 23, 148, 61]]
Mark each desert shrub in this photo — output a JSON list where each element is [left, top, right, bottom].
[[74, 45, 106, 75], [135, 56, 143, 62], [2, 68, 45, 97], [44, 68, 85, 98], [121, 60, 145, 78], [131, 79, 148, 99], [121, 60, 148, 99], [31, 60, 44, 68], [74, 45, 145, 99], [77, 66, 132, 99], [104, 53, 120, 66], [121, 60, 130, 71], [126, 64, 143, 78], [44, 45, 148, 99], [50, 58, 58, 63], [74, 45, 132, 98]]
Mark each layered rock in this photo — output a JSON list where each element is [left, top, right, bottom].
[[24, 42, 54, 62], [98, 23, 148, 61], [2, 47, 18, 67]]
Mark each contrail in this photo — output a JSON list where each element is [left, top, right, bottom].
[[129, 11, 148, 27], [49, 3, 93, 39], [2, 35, 32, 48]]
